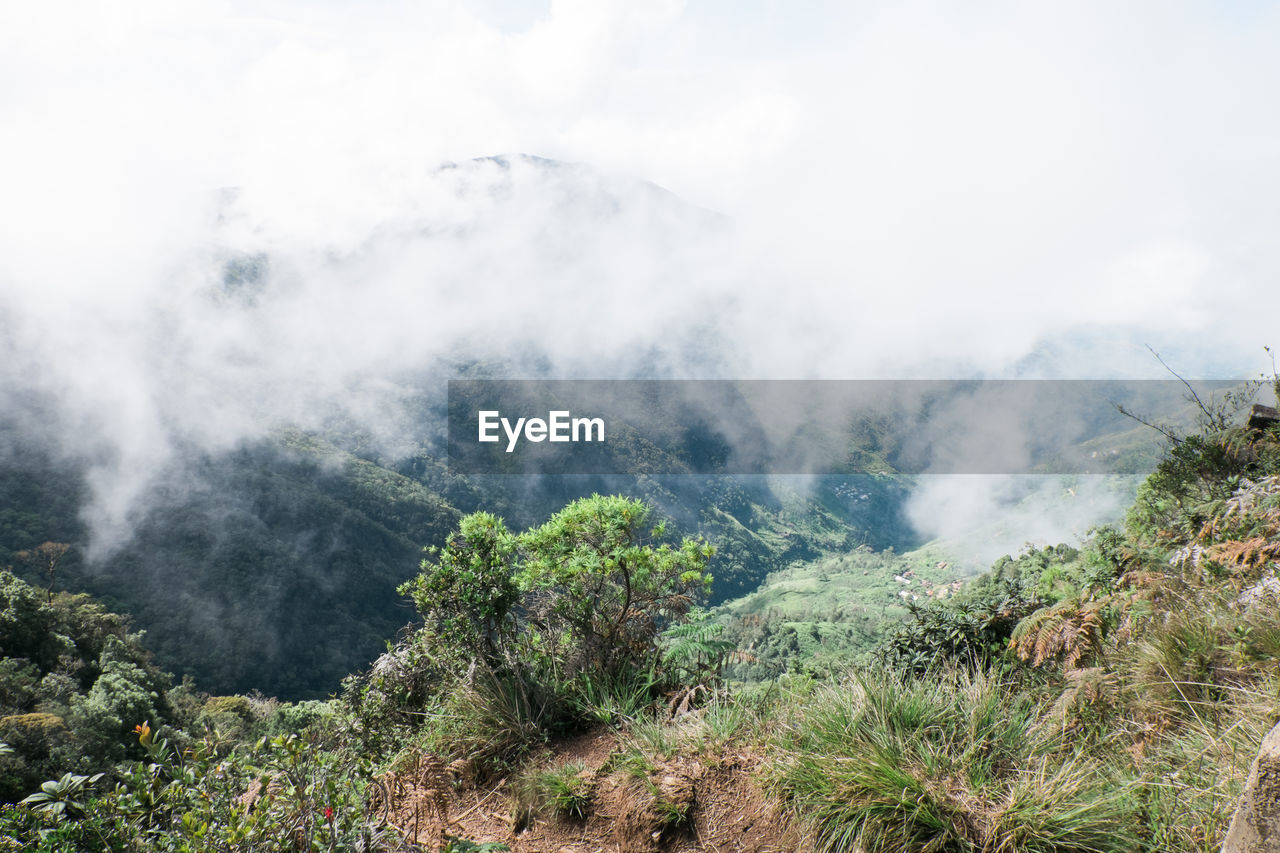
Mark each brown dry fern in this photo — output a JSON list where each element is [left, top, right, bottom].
[[1011, 598, 1107, 671]]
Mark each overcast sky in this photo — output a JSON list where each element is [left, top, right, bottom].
[[3, 1, 1279, 546], [5, 0, 1278, 370]]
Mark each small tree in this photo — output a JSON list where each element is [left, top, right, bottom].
[[15, 542, 70, 604], [397, 511, 520, 671], [517, 495, 714, 682], [391, 497, 715, 739]]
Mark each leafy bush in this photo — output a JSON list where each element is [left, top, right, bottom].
[[0, 727, 420, 851], [1127, 424, 1280, 547], [517, 495, 714, 683], [270, 699, 337, 735], [397, 511, 520, 672], [355, 495, 715, 767], [341, 629, 447, 754], [875, 576, 1042, 676], [69, 649, 164, 762], [0, 573, 178, 803]]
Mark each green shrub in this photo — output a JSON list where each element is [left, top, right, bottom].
[[69, 653, 162, 762], [0, 729, 422, 851], [353, 496, 715, 769], [875, 578, 1041, 676], [270, 699, 336, 734], [341, 630, 444, 753], [0, 713, 72, 803], [517, 495, 714, 683], [201, 695, 252, 720], [398, 511, 520, 672]]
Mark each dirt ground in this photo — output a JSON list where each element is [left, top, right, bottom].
[[383, 728, 803, 853]]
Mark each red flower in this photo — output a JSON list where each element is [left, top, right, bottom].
[[325, 807, 334, 821]]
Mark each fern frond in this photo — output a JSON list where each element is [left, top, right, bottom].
[[1012, 598, 1107, 672]]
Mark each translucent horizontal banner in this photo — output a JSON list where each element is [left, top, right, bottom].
[[446, 379, 1244, 475]]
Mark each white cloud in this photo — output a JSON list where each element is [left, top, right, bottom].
[[2, 0, 1279, 548]]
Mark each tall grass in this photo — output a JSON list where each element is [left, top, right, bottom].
[[769, 668, 1137, 853], [407, 665, 567, 776], [511, 761, 593, 823], [1116, 670, 1280, 853], [614, 691, 763, 770]]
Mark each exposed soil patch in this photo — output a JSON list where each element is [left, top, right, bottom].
[[386, 730, 801, 852], [676, 754, 802, 853]]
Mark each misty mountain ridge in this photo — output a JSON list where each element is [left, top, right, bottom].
[[0, 153, 1240, 699], [0, 365, 1194, 698]]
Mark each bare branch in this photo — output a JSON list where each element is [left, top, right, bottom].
[[1115, 402, 1182, 445], [1146, 344, 1217, 425]]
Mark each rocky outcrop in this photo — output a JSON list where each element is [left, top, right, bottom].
[[1248, 404, 1280, 432], [1223, 721, 1280, 852]]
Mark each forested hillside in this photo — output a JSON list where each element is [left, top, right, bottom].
[[0, 367, 1210, 699], [2, 393, 1278, 852], [0, 414, 915, 697]]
